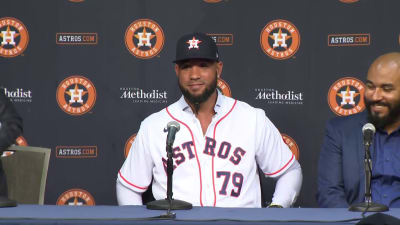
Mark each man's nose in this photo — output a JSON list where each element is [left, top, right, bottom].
[[189, 66, 201, 79], [371, 88, 383, 102]]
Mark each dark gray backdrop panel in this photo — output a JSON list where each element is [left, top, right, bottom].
[[2, 0, 400, 207]]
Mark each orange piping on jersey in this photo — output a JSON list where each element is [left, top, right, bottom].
[[265, 153, 294, 176], [118, 170, 148, 190], [166, 107, 204, 207], [212, 99, 237, 207]]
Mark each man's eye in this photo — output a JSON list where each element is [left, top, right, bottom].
[[181, 65, 190, 69], [383, 87, 393, 92]]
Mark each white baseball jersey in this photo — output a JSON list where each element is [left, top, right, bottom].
[[118, 91, 295, 207]]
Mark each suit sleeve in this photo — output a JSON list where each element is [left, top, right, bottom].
[[317, 119, 349, 208], [0, 89, 23, 151]]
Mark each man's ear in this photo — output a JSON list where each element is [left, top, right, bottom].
[[216, 61, 223, 78], [175, 64, 180, 77]]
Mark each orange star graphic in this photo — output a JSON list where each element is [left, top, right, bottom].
[[134, 27, 155, 45], [269, 28, 291, 49], [0, 26, 20, 46], [337, 86, 359, 105], [187, 37, 202, 45], [66, 84, 87, 106]]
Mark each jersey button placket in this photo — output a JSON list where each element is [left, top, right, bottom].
[[190, 115, 207, 206]]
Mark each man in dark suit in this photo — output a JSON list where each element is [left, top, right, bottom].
[[0, 88, 23, 197], [318, 52, 400, 208]]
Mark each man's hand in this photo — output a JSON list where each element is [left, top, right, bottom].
[[267, 203, 283, 208]]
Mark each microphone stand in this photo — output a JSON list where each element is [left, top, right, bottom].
[[146, 143, 192, 214], [349, 142, 388, 212]]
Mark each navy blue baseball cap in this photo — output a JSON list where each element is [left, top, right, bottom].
[[173, 32, 219, 63]]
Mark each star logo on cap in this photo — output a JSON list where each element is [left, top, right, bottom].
[[187, 37, 202, 49]]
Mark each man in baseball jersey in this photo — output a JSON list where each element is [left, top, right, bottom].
[[117, 32, 302, 208]]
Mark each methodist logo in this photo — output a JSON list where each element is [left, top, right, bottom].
[[120, 87, 168, 104], [56, 76, 96, 116], [124, 133, 137, 158], [3, 87, 32, 103], [125, 19, 164, 59], [328, 77, 365, 116], [0, 17, 29, 57], [217, 78, 232, 97], [260, 19, 300, 60], [255, 88, 304, 105], [281, 134, 299, 160], [56, 189, 95, 206]]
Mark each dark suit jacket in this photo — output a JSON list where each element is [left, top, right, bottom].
[[317, 111, 367, 208], [0, 88, 23, 150], [0, 88, 23, 197]]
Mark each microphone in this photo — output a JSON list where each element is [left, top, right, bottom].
[[349, 122, 388, 212], [362, 123, 375, 147], [147, 120, 192, 211], [166, 121, 180, 147]]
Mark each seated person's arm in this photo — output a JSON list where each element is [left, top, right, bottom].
[[255, 109, 302, 208], [271, 160, 302, 208], [116, 180, 142, 205], [116, 119, 153, 206]]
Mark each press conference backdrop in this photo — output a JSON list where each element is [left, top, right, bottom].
[[2, 0, 399, 207]]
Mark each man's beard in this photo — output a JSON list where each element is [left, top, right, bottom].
[[365, 96, 400, 130], [178, 75, 218, 111]]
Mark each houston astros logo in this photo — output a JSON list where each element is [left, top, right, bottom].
[[124, 133, 137, 158], [217, 78, 232, 97], [57, 189, 95, 206], [0, 17, 29, 58], [56, 76, 96, 116], [260, 19, 300, 60], [281, 134, 299, 160], [125, 19, 164, 59], [328, 77, 365, 116], [187, 37, 202, 49]]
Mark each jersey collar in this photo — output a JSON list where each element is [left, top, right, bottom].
[[178, 90, 223, 114]]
